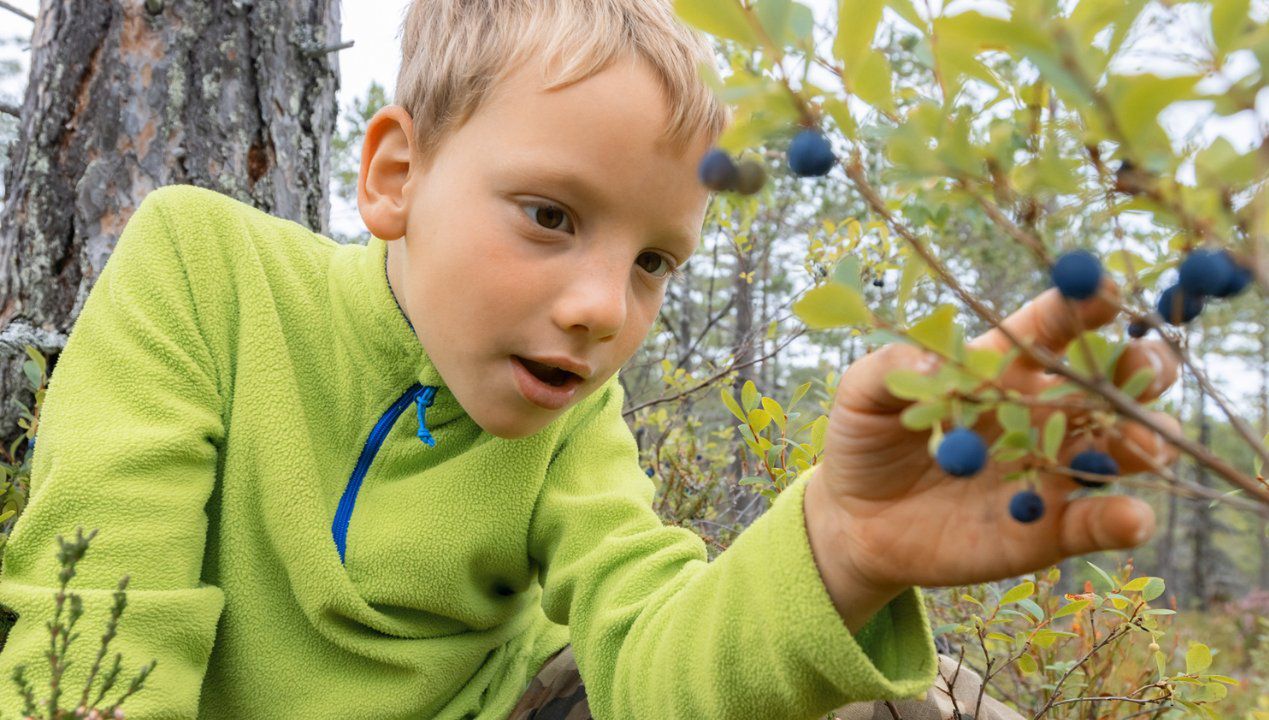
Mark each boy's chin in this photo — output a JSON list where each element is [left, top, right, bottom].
[[467, 399, 570, 440]]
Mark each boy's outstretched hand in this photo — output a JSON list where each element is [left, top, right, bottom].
[[803, 277, 1184, 633]]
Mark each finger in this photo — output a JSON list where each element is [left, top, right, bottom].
[[1059, 495, 1156, 557], [971, 276, 1121, 372], [1111, 339, 1180, 403], [1106, 411, 1183, 475], [836, 342, 941, 414]]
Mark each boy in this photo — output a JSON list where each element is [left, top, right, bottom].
[[0, 0, 1182, 718]]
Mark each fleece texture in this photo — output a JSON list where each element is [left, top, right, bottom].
[[0, 185, 937, 719]]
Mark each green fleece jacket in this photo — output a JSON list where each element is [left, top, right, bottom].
[[0, 185, 937, 719]]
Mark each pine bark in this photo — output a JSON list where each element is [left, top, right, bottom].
[[0, 0, 341, 448]]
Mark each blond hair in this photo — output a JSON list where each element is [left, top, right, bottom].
[[394, 0, 732, 163]]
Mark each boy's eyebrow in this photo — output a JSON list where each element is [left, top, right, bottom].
[[512, 163, 699, 254]]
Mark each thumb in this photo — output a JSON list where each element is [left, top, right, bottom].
[[836, 342, 943, 415], [1059, 495, 1157, 557]]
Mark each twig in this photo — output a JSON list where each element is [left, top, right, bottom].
[[303, 39, 354, 57], [622, 328, 806, 417], [843, 153, 1269, 504], [0, 100, 19, 118], [0, 0, 35, 22]]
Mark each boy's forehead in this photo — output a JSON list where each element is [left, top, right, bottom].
[[465, 57, 711, 254]]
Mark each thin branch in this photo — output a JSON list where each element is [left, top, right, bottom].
[[843, 153, 1269, 505], [0, 0, 35, 22], [622, 328, 806, 418], [0, 100, 19, 118]]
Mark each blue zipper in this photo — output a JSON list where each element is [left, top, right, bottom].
[[331, 384, 439, 563]]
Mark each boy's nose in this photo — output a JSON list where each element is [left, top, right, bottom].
[[551, 259, 627, 341]]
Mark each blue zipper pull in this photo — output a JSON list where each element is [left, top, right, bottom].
[[416, 386, 438, 447]]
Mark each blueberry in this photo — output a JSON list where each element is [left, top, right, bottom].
[[1050, 250, 1103, 300], [1009, 489, 1045, 523], [1178, 248, 1233, 297], [1069, 450, 1119, 488], [698, 149, 739, 192], [1155, 284, 1204, 324], [645, 467, 655, 477], [788, 129, 836, 177], [936, 427, 988, 478], [1127, 320, 1149, 338], [1211, 250, 1252, 298], [735, 158, 767, 195], [872, 278, 884, 287]]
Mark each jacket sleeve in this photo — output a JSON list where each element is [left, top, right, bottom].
[[0, 188, 226, 719], [527, 378, 939, 720]]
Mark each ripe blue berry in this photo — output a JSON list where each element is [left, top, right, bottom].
[[936, 427, 988, 477], [1178, 248, 1233, 298], [698, 149, 739, 192], [1127, 320, 1149, 338], [1212, 250, 1252, 298], [645, 467, 655, 478], [1156, 284, 1203, 324], [788, 129, 836, 177], [1050, 250, 1103, 300], [1069, 450, 1119, 488], [1009, 490, 1045, 523]]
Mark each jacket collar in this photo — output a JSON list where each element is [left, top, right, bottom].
[[329, 235, 467, 437]]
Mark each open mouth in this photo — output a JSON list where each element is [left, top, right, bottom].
[[513, 356, 582, 387]]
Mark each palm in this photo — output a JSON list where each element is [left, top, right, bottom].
[[815, 279, 1182, 591]]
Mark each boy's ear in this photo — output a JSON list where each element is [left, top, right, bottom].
[[358, 104, 416, 241]]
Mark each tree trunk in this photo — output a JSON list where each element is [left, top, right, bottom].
[[1190, 385, 1213, 611], [0, 0, 341, 449]]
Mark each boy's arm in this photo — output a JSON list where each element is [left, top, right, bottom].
[[527, 379, 938, 720], [0, 188, 226, 719]]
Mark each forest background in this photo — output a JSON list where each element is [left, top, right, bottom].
[[0, 0, 1267, 717]]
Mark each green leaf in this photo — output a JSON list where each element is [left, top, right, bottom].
[[794, 283, 872, 329], [749, 407, 772, 432], [1210, 0, 1251, 56], [823, 97, 858, 141], [997, 402, 1030, 434], [762, 397, 787, 433], [852, 50, 895, 113], [1000, 581, 1035, 605], [896, 253, 928, 326], [755, 0, 815, 49], [887, 0, 925, 30], [811, 415, 829, 455], [1186, 642, 1212, 674], [721, 388, 747, 423], [1053, 599, 1090, 619], [1105, 73, 1201, 145], [1123, 576, 1152, 592], [789, 381, 812, 410], [1042, 411, 1066, 461], [1086, 560, 1116, 591], [900, 399, 948, 431], [834, 0, 886, 76], [1038, 382, 1080, 401], [884, 369, 943, 402], [1017, 598, 1045, 622], [1142, 576, 1166, 602], [963, 347, 1006, 381], [907, 304, 961, 360], [832, 256, 865, 292], [674, 0, 761, 46], [742, 380, 759, 412]]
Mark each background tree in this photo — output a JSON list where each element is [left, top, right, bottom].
[[0, 0, 344, 454]]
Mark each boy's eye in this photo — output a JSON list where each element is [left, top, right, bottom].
[[636, 251, 678, 279], [521, 202, 575, 234]]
